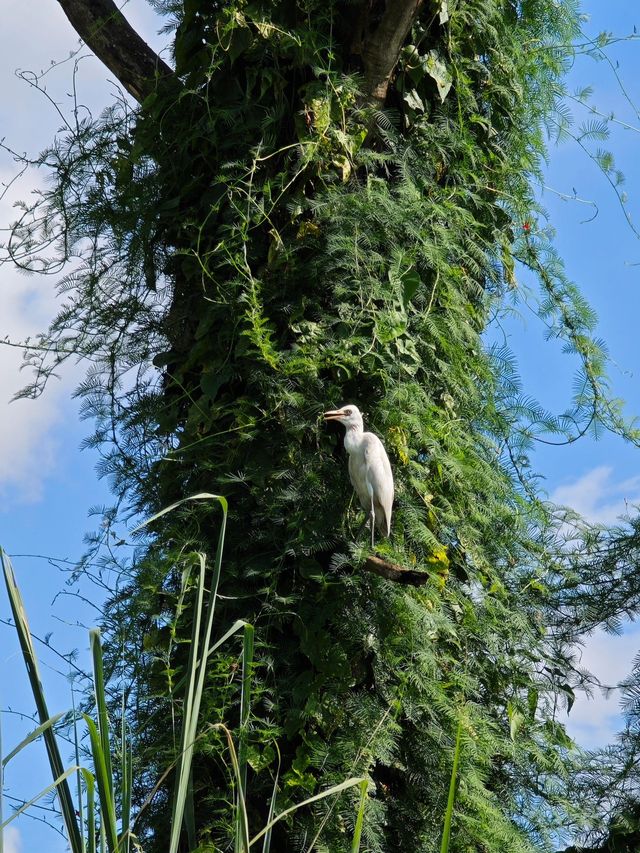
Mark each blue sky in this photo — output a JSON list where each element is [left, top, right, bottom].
[[501, 3, 640, 747], [1, 1, 640, 850], [0, 3, 163, 850]]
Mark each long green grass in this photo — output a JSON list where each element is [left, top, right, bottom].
[[0, 494, 367, 851], [440, 714, 463, 853]]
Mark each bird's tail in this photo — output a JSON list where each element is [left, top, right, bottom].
[[374, 506, 391, 538]]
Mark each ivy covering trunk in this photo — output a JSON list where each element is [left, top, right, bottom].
[[9, 0, 640, 850]]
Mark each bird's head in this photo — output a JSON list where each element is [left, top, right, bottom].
[[323, 404, 363, 430]]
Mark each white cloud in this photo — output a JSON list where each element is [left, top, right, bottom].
[[0, 284, 65, 504], [0, 159, 75, 504], [0, 1, 167, 505], [0, 1, 168, 506], [565, 626, 640, 749], [550, 465, 640, 525], [4, 826, 22, 853], [0, 8, 83, 506], [549, 467, 640, 747]]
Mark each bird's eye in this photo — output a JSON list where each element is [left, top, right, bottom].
[[344, 409, 352, 416]]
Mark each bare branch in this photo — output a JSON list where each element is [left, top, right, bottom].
[[363, 555, 430, 586], [55, 0, 176, 103]]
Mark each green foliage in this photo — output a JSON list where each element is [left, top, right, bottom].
[[7, 0, 640, 851]]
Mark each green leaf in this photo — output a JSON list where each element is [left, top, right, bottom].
[[423, 50, 453, 102], [527, 689, 539, 721], [404, 89, 425, 112], [375, 310, 407, 343], [400, 267, 421, 307], [508, 706, 525, 741], [131, 492, 228, 533]]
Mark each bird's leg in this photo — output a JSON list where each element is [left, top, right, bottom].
[[355, 516, 369, 540], [370, 498, 375, 550]]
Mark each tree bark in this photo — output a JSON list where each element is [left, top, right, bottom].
[[364, 555, 430, 585], [55, 0, 175, 104], [56, 0, 421, 109], [360, 0, 425, 104]]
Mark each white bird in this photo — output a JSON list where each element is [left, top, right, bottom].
[[324, 404, 394, 548]]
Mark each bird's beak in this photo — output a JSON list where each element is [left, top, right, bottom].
[[323, 410, 344, 421]]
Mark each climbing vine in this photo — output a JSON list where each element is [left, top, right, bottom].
[[6, 0, 640, 850]]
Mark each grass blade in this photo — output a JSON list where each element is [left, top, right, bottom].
[[84, 716, 119, 853], [2, 713, 64, 767], [169, 552, 206, 853], [440, 715, 463, 853], [261, 743, 281, 853], [216, 725, 250, 852], [0, 549, 83, 853], [86, 768, 96, 853], [168, 495, 228, 853], [248, 776, 365, 847], [236, 623, 255, 853], [120, 709, 132, 853], [184, 771, 196, 852], [351, 780, 368, 853], [131, 492, 226, 533], [72, 685, 86, 853], [1, 766, 81, 830], [90, 631, 114, 806]]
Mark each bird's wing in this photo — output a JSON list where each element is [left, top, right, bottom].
[[348, 452, 371, 512], [363, 434, 394, 536]]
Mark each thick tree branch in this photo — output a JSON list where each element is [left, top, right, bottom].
[[363, 555, 430, 586], [55, 0, 175, 104], [360, 0, 424, 104]]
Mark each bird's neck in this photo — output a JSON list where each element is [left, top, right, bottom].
[[343, 423, 364, 454]]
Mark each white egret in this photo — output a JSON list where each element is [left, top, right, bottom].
[[324, 405, 394, 548]]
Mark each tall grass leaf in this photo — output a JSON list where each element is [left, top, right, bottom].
[[2, 713, 64, 767], [211, 620, 247, 657], [169, 552, 206, 853], [90, 630, 114, 806], [185, 772, 196, 852], [215, 725, 250, 853], [248, 777, 365, 847], [84, 716, 119, 853], [120, 709, 132, 853], [131, 492, 228, 533], [72, 685, 87, 853], [85, 768, 96, 853], [236, 622, 255, 853], [440, 716, 463, 853], [168, 495, 228, 853], [351, 780, 368, 853], [0, 549, 83, 853], [261, 743, 281, 853], [0, 766, 81, 829]]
